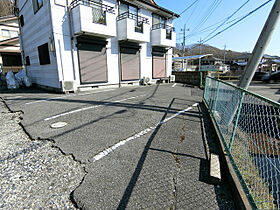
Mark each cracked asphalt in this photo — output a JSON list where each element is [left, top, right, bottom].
[[1, 83, 235, 209]]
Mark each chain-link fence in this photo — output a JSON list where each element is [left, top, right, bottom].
[[204, 76, 280, 209]]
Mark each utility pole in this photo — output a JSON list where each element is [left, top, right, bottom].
[[199, 38, 202, 87], [238, 0, 280, 89], [181, 24, 189, 70], [199, 38, 202, 71], [223, 44, 227, 64]]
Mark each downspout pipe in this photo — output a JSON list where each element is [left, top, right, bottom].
[[66, 0, 76, 81]]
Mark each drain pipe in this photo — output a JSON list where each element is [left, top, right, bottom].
[[66, 0, 76, 81]]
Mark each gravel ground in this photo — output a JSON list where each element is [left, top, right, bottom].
[[0, 100, 85, 209]]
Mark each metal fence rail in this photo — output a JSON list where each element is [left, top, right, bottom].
[[204, 76, 280, 209]]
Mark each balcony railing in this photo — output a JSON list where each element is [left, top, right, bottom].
[[70, 0, 115, 14], [152, 23, 175, 40], [117, 12, 149, 33]]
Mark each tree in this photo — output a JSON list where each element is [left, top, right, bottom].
[[0, 0, 14, 17]]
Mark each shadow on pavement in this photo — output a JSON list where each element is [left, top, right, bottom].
[[116, 98, 175, 209]]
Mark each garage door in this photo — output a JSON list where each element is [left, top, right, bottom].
[[120, 47, 140, 81], [153, 52, 166, 78], [78, 43, 107, 84]]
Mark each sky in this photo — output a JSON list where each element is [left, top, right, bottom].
[[155, 0, 280, 56]]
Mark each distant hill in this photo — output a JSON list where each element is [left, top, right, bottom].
[[175, 43, 246, 61]]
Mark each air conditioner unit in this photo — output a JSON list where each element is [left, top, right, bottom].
[[140, 77, 150, 85], [61, 81, 75, 92], [169, 75, 175, 83]]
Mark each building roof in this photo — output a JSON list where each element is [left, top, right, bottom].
[[0, 37, 19, 45], [173, 54, 213, 61], [0, 15, 17, 23], [131, 0, 180, 18]]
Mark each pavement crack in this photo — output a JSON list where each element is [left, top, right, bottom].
[[2, 99, 87, 209], [170, 118, 186, 210]]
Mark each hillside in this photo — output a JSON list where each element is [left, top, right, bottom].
[[175, 43, 245, 60]]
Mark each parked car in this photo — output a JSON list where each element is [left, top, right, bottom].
[[262, 71, 280, 83], [253, 71, 268, 81]]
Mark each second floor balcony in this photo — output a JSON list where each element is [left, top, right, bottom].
[[151, 24, 176, 48], [71, 0, 116, 38], [117, 12, 150, 43]]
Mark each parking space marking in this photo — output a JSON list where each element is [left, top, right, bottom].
[[172, 83, 177, 88], [5, 96, 23, 99], [92, 103, 198, 162], [44, 94, 146, 121], [25, 89, 115, 105]]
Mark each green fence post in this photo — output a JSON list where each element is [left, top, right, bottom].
[[228, 91, 245, 151], [200, 71, 203, 88], [212, 81, 220, 113], [203, 76, 208, 100]]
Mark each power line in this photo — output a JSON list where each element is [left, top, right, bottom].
[[184, 0, 200, 25], [202, 0, 250, 41], [179, 0, 200, 16], [191, 0, 222, 34], [202, 0, 273, 43], [176, 16, 242, 41]]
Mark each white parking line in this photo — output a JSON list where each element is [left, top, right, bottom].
[[92, 103, 198, 162], [25, 89, 115, 105], [44, 94, 146, 121], [5, 96, 23, 99], [172, 83, 177, 88]]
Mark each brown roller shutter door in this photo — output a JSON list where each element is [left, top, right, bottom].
[[153, 52, 166, 78], [120, 47, 140, 81], [78, 43, 107, 84]]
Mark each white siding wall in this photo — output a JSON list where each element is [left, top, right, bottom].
[[71, 4, 116, 38], [49, 0, 75, 83], [18, 0, 60, 88], [166, 48, 173, 77]]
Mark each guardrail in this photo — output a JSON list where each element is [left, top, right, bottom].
[[203, 76, 280, 209]]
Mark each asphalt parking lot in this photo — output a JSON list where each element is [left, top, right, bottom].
[[1, 83, 236, 209], [248, 82, 280, 103]]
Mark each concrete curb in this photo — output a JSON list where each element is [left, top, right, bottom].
[[202, 99, 253, 210]]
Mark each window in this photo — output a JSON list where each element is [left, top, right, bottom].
[[19, 15, 24, 27], [92, 0, 106, 25], [25, 56, 30, 66], [152, 14, 166, 28], [2, 29, 10, 37], [10, 31, 18, 38], [32, 0, 43, 13], [38, 43, 50, 65], [119, 3, 128, 15]]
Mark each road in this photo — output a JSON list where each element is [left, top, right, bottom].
[[248, 82, 280, 103], [1, 83, 235, 209]]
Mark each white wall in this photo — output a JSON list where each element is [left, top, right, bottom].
[[71, 4, 116, 38], [17, 0, 60, 88], [49, 0, 75, 84]]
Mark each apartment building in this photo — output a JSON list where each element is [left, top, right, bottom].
[[15, 0, 179, 92]]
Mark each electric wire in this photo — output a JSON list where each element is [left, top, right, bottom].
[[191, 0, 222, 35], [179, 0, 200, 16], [176, 15, 242, 41], [202, 0, 273, 43], [202, 0, 250, 41]]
